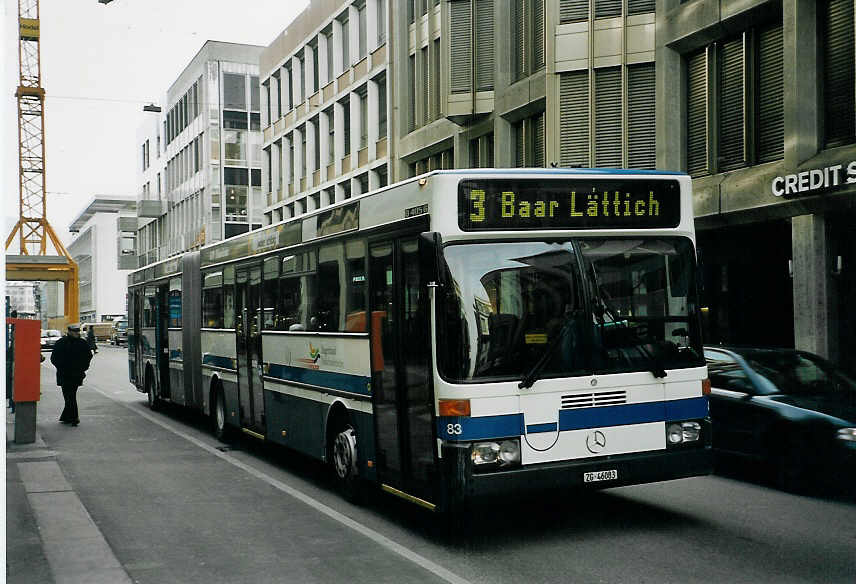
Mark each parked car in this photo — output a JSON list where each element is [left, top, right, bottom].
[[40, 329, 62, 350], [110, 319, 128, 346], [704, 346, 856, 491]]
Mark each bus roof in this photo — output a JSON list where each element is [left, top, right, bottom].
[[129, 168, 690, 283]]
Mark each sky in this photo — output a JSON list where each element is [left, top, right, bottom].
[[2, 0, 309, 254]]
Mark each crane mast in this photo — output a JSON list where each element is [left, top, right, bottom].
[[6, 0, 79, 323]]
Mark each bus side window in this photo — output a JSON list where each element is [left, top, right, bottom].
[[315, 243, 342, 331], [202, 271, 224, 328], [263, 256, 279, 330], [345, 239, 367, 332], [169, 277, 182, 328]]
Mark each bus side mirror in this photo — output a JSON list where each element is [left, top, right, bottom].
[[419, 232, 445, 287]]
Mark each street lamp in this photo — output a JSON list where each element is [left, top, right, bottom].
[[143, 104, 162, 113]]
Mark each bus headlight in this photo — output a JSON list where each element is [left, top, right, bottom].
[[682, 421, 701, 442], [471, 439, 521, 467], [667, 423, 683, 444], [499, 440, 521, 465], [667, 421, 702, 445], [472, 442, 500, 465]]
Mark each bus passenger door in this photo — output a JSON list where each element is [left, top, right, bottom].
[[235, 266, 265, 434], [370, 237, 436, 505], [156, 284, 171, 400]]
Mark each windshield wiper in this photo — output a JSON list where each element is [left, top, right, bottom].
[[519, 313, 577, 389]]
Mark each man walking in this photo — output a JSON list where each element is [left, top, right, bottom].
[[50, 324, 92, 426]]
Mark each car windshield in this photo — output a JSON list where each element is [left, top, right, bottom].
[[741, 350, 856, 397], [438, 237, 704, 383], [116, 322, 127, 331]]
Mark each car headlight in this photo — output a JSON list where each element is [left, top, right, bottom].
[[471, 439, 521, 467], [837, 428, 856, 442]]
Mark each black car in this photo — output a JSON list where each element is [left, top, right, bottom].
[[704, 346, 856, 491]]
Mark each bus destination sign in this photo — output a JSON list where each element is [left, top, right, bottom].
[[458, 178, 681, 231]]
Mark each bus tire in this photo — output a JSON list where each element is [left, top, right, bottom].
[[331, 424, 361, 502], [145, 369, 160, 411], [212, 384, 231, 443]]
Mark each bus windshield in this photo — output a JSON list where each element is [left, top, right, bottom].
[[439, 237, 704, 383]]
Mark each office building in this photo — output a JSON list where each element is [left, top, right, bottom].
[[136, 41, 265, 267], [68, 196, 137, 322]]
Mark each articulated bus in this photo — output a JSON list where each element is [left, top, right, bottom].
[[127, 169, 712, 512]]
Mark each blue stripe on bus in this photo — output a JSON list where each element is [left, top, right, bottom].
[[559, 401, 665, 431], [665, 396, 709, 420], [266, 364, 371, 396], [438, 397, 708, 441], [526, 422, 558, 434], [202, 354, 237, 370]]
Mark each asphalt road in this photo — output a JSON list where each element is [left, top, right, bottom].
[[34, 344, 856, 583]]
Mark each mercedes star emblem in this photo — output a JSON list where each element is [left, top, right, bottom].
[[586, 430, 607, 454]]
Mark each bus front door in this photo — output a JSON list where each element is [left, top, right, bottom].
[[235, 266, 265, 435], [370, 237, 436, 506]]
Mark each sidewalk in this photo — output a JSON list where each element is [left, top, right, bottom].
[[6, 408, 54, 584], [6, 367, 133, 584], [6, 351, 454, 584]]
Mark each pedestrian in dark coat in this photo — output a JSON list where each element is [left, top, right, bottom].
[[50, 324, 92, 426]]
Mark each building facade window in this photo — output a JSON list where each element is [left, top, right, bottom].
[[823, 0, 855, 148], [223, 73, 247, 110], [358, 1, 367, 60], [358, 88, 368, 149], [514, 111, 545, 167], [325, 27, 335, 83], [512, 0, 545, 82], [449, 0, 494, 95], [376, 73, 387, 137], [224, 167, 249, 223], [340, 13, 350, 70], [559, 0, 588, 22], [559, 70, 589, 167], [685, 20, 784, 177], [595, 0, 620, 18], [627, 63, 656, 169], [377, 0, 386, 45]]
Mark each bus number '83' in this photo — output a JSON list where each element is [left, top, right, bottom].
[[447, 423, 463, 436]]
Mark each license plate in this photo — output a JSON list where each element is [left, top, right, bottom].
[[584, 469, 618, 483]]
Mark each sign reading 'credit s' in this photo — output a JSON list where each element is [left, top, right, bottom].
[[458, 178, 681, 231]]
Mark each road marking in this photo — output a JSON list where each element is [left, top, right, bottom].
[[92, 386, 472, 584]]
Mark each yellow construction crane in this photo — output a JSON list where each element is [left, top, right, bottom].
[[5, 0, 79, 324]]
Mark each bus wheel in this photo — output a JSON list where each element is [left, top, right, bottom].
[[146, 372, 160, 411], [213, 387, 230, 443], [332, 425, 361, 501]]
